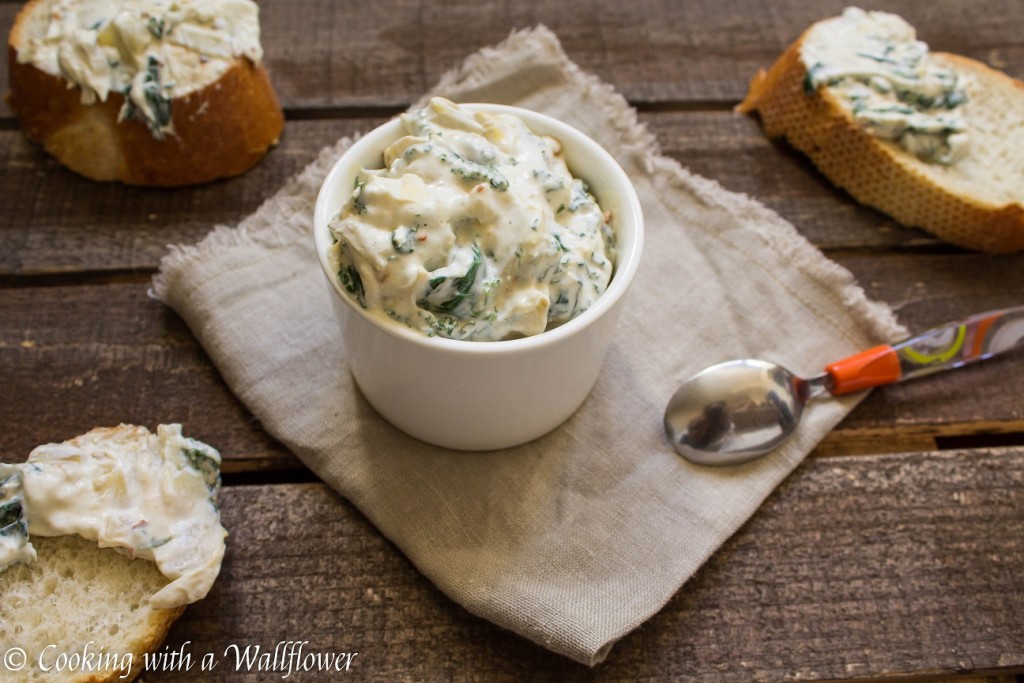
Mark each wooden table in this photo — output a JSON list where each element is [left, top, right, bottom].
[[2, 1, 1023, 680]]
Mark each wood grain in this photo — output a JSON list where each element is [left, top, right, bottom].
[[2, 0, 1023, 115], [834, 252, 1024, 443], [0, 111, 987, 277], [0, 119, 385, 276], [1, 268, 1021, 470], [150, 446, 1024, 681], [0, 281, 297, 470]]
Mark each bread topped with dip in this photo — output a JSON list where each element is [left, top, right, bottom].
[[0, 424, 227, 682], [737, 7, 1024, 253], [6, 0, 284, 186]]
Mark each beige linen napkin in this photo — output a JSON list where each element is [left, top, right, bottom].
[[154, 26, 905, 665]]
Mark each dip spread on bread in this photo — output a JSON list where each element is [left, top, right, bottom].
[[327, 97, 615, 341], [0, 424, 226, 609], [801, 7, 969, 164], [14, 0, 263, 139]]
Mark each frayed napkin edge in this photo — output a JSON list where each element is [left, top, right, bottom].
[[647, 154, 908, 346], [418, 25, 664, 157], [151, 137, 354, 302]]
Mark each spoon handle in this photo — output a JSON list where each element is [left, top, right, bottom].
[[826, 305, 1024, 395]]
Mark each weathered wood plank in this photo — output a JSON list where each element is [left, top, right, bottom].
[[823, 251, 1024, 450], [0, 280, 298, 471], [2, 0, 1023, 116], [0, 111, 961, 277], [0, 118, 386, 276], [1, 264, 1021, 471], [150, 446, 1024, 681], [650, 110, 941, 250]]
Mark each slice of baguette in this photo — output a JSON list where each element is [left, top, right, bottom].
[[0, 535, 184, 683], [6, 0, 285, 187], [0, 423, 225, 682], [737, 14, 1024, 254]]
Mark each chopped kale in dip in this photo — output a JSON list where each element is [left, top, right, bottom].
[[327, 98, 616, 341], [802, 7, 970, 164]]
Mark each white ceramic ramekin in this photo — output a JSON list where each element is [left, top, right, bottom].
[[314, 103, 644, 450]]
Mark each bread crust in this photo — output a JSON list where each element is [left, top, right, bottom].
[[6, 0, 285, 187], [738, 24, 1024, 254], [82, 602, 186, 683]]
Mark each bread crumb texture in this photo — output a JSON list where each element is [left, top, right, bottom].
[[0, 535, 183, 682]]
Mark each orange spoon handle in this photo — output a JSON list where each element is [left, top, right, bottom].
[[826, 344, 901, 395]]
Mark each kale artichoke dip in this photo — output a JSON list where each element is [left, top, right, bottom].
[[326, 98, 616, 341], [801, 7, 970, 165]]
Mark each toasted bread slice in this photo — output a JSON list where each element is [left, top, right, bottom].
[[0, 535, 184, 683], [0, 423, 225, 682], [6, 0, 284, 186], [738, 11, 1024, 253]]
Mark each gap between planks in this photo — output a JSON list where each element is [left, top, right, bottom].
[[815, 425, 1024, 458]]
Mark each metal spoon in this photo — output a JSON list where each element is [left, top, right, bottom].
[[664, 306, 1024, 466]]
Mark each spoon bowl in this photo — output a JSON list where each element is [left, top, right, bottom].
[[663, 360, 829, 465]]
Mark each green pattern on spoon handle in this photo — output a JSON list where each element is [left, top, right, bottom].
[[895, 306, 1024, 379], [827, 305, 1024, 394]]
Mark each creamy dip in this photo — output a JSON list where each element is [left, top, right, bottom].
[[0, 424, 226, 609], [16, 0, 264, 138], [327, 98, 616, 342], [802, 7, 969, 164]]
